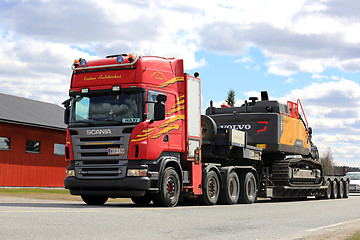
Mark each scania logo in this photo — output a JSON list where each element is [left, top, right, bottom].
[[220, 124, 251, 130], [86, 129, 112, 135]]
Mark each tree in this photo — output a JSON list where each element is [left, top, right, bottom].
[[320, 147, 335, 175], [225, 89, 236, 107]]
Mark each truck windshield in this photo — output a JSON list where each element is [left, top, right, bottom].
[[69, 92, 143, 126]]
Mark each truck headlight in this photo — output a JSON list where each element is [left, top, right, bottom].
[[127, 169, 147, 177], [66, 170, 75, 177]]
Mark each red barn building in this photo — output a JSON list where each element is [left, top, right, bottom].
[[0, 93, 67, 187]]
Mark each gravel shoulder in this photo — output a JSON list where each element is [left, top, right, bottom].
[[294, 219, 360, 240]]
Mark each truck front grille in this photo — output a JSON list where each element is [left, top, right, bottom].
[[70, 128, 130, 180]]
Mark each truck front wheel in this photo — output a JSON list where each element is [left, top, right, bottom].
[[153, 167, 181, 207], [81, 196, 108, 205]]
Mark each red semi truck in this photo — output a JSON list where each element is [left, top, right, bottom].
[[63, 54, 349, 206]]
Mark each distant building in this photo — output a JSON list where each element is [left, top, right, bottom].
[[0, 93, 67, 187]]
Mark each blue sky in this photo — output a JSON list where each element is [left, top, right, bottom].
[[1, 0, 360, 167]]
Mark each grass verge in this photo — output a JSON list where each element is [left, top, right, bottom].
[[0, 188, 131, 203], [348, 231, 360, 240]]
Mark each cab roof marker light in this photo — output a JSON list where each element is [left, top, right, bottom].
[[71, 55, 141, 71], [128, 54, 135, 62], [73, 59, 79, 68]]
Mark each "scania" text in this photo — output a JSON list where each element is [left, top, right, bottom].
[[86, 129, 112, 135]]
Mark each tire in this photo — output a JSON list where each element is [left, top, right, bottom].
[[201, 115, 217, 141], [219, 171, 240, 205], [81, 196, 108, 205], [337, 181, 344, 198], [330, 181, 338, 199], [200, 170, 220, 205], [343, 181, 349, 198], [239, 171, 257, 204], [323, 180, 331, 199], [131, 194, 153, 205], [153, 167, 181, 207]]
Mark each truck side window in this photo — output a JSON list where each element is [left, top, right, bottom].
[[147, 90, 165, 120], [74, 96, 90, 120]]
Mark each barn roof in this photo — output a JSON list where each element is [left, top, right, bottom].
[[0, 93, 66, 131]]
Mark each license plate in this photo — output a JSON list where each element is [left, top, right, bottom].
[[108, 148, 126, 155]]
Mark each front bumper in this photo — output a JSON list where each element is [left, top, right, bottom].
[[64, 176, 156, 197]]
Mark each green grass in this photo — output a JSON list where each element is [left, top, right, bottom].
[[348, 231, 360, 240], [0, 187, 131, 203], [0, 188, 69, 194]]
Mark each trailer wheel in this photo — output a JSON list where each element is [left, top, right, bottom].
[[153, 167, 180, 207], [343, 181, 349, 198], [219, 171, 240, 205], [323, 180, 331, 199], [131, 194, 153, 205], [239, 171, 257, 204], [200, 170, 220, 205], [81, 196, 108, 205], [337, 181, 344, 198], [330, 181, 338, 199]]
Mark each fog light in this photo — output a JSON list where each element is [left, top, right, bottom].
[[66, 170, 75, 177], [127, 169, 147, 177]]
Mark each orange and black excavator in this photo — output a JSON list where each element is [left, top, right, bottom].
[[203, 91, 322, 189]]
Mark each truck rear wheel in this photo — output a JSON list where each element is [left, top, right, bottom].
[[219, 171, 240, 205], [81, 196, 108, 205], [153, 167, 180, 207], [239, 171, 257, 204], [330, 181, 338, 199], [200, 170, 220, 205]]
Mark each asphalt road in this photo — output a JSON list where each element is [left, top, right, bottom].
[[1, 194, 360, 240]]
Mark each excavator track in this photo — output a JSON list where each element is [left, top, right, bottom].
[[272, 158, 323, 187]]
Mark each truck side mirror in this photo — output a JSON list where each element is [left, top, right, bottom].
[[62, 98, 71, 125], [64, 108, 70, 125], [153, 94, 167, 121]]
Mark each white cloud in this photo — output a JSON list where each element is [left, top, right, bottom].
[[283, 77, 297, 84], [1, 0, 360, 168], [234, 56, 254, 64], [312, 74, 329, 80]]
